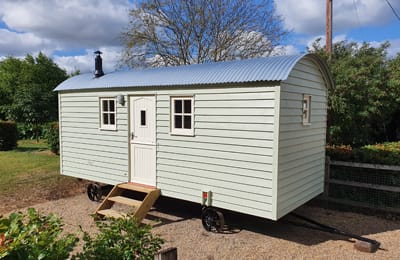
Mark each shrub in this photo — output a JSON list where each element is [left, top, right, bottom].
[[0, 208, 78, 259], [357, 142, 400, 165], [327, 142, 400, 165], [73, 216, 164, 260], [46, 121, 59, 154], [0, 121, 18, 151], [16, 123, 46, 140], [326, 144, 354, 161]]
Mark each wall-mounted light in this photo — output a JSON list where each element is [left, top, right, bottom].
[[117, 95, 125, 106]]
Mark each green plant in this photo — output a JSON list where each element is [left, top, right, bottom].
[[0, 121, 18, 151], [0, 208, 78, 259], [73, 216, 164, 260], [46, 122, 59, 154], [326, 142, 400, 165]]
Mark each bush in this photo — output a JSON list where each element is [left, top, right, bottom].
[[46, 122, 59, 154], [0, 121, 18, 151], [16, 123, 45, 140], [327, 142, 400, 165], [73, 216, 164, 260], [0, 208, 78, 259]]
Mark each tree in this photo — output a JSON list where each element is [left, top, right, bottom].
[[0, 57, 24, 120], [387, 53, 400, 140], [309, 39, 400, 146], [0, 53, 68, 139], [121, 0, 288, 68]]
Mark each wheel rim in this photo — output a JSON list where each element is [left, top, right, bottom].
[[87, 184, 102, 201], [202, 208, 224, 232]]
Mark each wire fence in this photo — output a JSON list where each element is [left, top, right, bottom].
[[323, 158, 400, 214]]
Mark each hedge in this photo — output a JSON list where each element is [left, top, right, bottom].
[[326, 142, 400, 165], [0, 121, 18, 151]]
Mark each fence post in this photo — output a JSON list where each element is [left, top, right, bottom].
[[324, 156, 330, 197], [154, 247, 177, 260]]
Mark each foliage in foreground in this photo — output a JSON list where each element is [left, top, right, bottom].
[[0, 209, 164, 260], [0, 208, 78, 260], [326, 141, 400, 165], [0, 121, 17, 151], [73, 216, 164, 260]]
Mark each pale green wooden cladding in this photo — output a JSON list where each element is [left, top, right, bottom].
[[57, 54, 331, 220]]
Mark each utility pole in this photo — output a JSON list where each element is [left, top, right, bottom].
[[326, 0, 333, 59]]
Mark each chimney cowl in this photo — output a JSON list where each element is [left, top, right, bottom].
[[94, 50, 104, 78]]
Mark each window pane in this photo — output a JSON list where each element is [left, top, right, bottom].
[[103, 100, 108, 111], [174, 115, 182, 128], [109, 100, 115, 112], [184, 100, 191, 113], [103, 113, 109, 124], [140, 110, 146, 126], [110, 113, 115, 125], [183, 115, 191, 129], [174, 99, 182, 113]]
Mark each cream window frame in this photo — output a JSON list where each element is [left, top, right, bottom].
[[99, 97, 117, 130], [170, 96, 194, 136], [302, 95, 311, 126]]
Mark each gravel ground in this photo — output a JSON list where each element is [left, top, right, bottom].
[[9, 193, 400, 259]]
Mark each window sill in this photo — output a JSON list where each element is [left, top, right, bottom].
[[99, 126, 117, 131], [170, 130, 194, 136]]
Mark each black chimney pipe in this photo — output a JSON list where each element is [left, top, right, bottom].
[[94, 50, 104, 78]]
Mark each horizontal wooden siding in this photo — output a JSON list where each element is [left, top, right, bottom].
[[276, 58, 327, 219], [156, 85, 276, 219], [59, 91, 129, 185]]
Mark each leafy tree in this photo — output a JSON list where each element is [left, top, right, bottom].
[[309, 39, 400, 146], [121, 0, 287, 67], [0, 53, 68, 140], [387, 53, 400, 140], [0, 57, 24, 120]]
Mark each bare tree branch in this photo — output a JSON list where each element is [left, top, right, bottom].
[[120, 0, 288, 68]]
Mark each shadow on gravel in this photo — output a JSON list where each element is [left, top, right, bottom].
[[151, 196, 400, 247]]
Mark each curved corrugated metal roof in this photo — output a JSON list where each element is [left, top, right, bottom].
[[55, 54, 331, 91]]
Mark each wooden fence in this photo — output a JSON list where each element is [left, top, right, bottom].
[[323, 157, 400, 214]]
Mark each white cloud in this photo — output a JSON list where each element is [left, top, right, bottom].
[[0, 29, 55, 56], [0, 0, 132, 56], [272, 45, 300, 56], [388, 39, 400, 57], [54, 47, 123, 74], [276, 0, 400, 35]]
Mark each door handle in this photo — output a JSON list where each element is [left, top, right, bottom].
[[131, 132, 134, 140]]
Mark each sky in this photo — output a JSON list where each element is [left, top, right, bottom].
[[0, 0, 399, 74]]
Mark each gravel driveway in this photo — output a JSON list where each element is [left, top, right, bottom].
[[9, 192, 400, 259]]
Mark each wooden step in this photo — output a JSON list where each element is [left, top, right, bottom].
[[107, 196, 142, 207], [118, 183, 156, 193], [97, 209, 126, 218]]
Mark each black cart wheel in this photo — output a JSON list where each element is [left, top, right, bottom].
[[201, 207, 225, 232], [87, 183, 102, 202]]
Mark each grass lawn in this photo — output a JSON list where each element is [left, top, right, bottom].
[[0, 140, 87, 214]]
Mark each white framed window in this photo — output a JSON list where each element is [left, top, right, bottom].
[[302, 95, 311, 125], [171, 96, 194, 136], [100, 98, 117, 130]]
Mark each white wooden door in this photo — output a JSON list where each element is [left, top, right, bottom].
[[129, 96, 156, 186]]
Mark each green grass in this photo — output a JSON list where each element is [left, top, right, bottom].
[[0, 140, 85, 213], [0, 140, 60, 194]]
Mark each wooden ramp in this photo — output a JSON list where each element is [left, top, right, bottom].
[[95, 183, 160, 223]]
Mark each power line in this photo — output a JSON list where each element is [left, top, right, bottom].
[[385, 0, 400, 21]]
